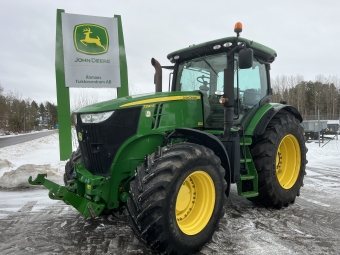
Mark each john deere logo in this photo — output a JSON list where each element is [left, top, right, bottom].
[[73, 24, 109, 55], [78, 132, 83, 141]]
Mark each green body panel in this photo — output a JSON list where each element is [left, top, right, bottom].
[[204, 130, 223, 135], [106, 134, 165, 208], [74, 91, 203, 114]]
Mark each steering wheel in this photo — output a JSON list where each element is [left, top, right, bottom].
[[197, 75, 210, 93], [196, 75, 210, 86]]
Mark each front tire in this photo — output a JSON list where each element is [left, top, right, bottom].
[[126, 143, 227, 254], [250, 111, 307, 208]]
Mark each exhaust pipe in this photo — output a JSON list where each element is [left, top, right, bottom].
[[151, 58, 162, 92]]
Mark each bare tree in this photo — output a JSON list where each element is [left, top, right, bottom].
[[293, 75, 305, 114], [71, 88, 99, 111], [107, 88, 117, 98]]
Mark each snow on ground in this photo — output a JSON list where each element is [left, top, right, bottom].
[[305, 136, 340, 172], [0, 132, 340, 254]]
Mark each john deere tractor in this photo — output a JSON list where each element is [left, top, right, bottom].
[[29, 23, 307, 254]]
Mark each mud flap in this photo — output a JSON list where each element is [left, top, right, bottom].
[[28, 174, 105, 218]]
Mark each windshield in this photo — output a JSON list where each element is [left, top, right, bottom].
[[175, 53, 226, 97], [175, 53, 268, 128]]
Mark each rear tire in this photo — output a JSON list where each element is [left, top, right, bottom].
[[63, 147, 82, 185], [126, 143, 227, 254], [249, 111, 307, 208]]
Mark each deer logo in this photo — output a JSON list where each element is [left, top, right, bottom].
[[80, 28, 105, 50], [73, 24, 109, 55]]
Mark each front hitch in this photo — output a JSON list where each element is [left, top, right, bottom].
[[28, 174, 105, 218]]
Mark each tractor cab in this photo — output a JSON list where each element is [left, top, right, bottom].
[[165, 24, 277, 130], [172, 51, 269, 128]]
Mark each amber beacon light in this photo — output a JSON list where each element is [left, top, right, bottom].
[[234, 22, 243, 36]]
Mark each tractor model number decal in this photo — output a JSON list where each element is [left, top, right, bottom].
[[183, 96, 200, 100], [143, 104, 155, 108]]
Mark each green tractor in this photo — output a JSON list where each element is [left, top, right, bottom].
[[29, 23, 307, 254]]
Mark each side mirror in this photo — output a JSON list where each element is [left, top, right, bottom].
[[214, 91, 224, 96], [239, 48, 253, 69]]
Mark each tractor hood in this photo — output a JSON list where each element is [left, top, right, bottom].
[[74, 91, 202, 114]]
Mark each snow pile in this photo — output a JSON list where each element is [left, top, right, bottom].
[[0, 132, 65, 188], [0, 164, 63, 188], [0, 158, 13, 170]]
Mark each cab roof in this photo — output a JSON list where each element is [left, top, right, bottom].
[[167, 36, 277, 64]]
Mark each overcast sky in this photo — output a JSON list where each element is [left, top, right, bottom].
[[1, 0, 339, 105]]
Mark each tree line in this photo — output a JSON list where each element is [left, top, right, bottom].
[[271, 75, 340, 120], [0, 85, 58, 133], [1, 74, 339, 133]]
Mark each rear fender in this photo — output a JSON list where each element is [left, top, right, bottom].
[[245, 104, 303, 137]]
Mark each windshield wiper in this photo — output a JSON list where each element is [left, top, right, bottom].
[[196, 53, 219, 77]]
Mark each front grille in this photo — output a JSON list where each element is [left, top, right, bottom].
[[76, 107, 141, 175]]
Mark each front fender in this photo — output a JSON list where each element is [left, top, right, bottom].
[[111, 133, 165, 175], [172, 128, 232, 196]]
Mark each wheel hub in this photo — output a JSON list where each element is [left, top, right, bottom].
[[175, 171, 215, 235], [276, 134, 301, 189]]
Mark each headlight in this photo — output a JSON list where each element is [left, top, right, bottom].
[[80, 111, 114, 124]]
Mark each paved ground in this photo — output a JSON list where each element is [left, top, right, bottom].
[[0, 164, 339, 255], [0, 130, 57, 148]]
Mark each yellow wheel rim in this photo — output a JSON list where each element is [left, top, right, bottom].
[[276, 134, 301, 189], [175, 171, 215, 235]]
